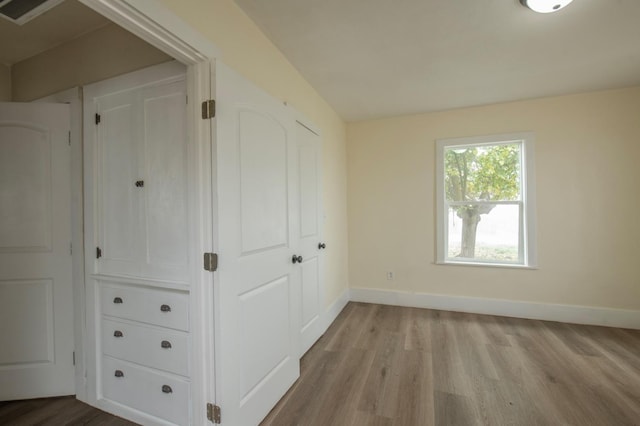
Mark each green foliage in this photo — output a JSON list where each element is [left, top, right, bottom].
[[444, 143, 520, 203]]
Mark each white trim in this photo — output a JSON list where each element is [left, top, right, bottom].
[[322, 289, 350, 332], [34, 87, 87, 401], [350, 288, 640, 330]]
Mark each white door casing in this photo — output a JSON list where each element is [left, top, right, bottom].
[[295, 121, 325, 356], [0, 102, 74, 400], [214, 62, 301, 425]]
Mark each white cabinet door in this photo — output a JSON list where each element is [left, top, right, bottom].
[[215, 62, 301, 425], [0, 102, 74, 400], [90, 68, 188, 283], [295, 121, 325, 356]]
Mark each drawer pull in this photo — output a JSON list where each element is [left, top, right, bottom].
[[161, 340, 172, 349], [113, 297, 123, 304], [160, 304, 171, 312], [113, 330, 123, 338], [114, 370, 124, 378], [162, 385, 173, 394]]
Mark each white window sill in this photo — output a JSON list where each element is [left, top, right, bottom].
[[435, 260, 538, 270]]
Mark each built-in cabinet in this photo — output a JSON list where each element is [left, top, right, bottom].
[[84, 61, 325, 425], [84, 62, 193, 425]]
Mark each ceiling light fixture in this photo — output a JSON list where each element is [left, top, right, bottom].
[[520, 0, 574, 13]]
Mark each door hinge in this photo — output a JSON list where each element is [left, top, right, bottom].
[[204, 252, 218, 272], [72, 351, 76, 365], [206, 403, 221, 423], [96, 246, 102, 259], [201, 99, 216, 119], [68, 131, 71, 145]]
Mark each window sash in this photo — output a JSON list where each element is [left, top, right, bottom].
[[443, 201, 524, 265]]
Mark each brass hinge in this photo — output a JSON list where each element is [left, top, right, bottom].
[[204, 252, 218, 272], [201, 99, 216, 119], [206, 403, 221, 423], [95, 113, 101, 125]]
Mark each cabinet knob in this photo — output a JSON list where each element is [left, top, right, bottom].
[[318, 242, 326, 249], [114, 370, 124, 378], [161, 340, 172, 349], [292, 255, 303, 264], [113, 330, 123, 338], [135, 180, 144, 187], [162, 385, 173, 394], [113, 297, 123, 304], [160, 304, 171, 312]]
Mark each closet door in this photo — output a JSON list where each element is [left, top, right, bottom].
[[214, 62, 301, 426], [295, 121, 325, 356]]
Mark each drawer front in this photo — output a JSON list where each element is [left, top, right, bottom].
[[102, 319, 189, 377], [101, 283, 189, 331], [102, 356, 190, 425]]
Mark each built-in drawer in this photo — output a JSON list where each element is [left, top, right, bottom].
[[102, 356, 190, 425], [102, 318, 189, 377], [101, 283, 189, 331]]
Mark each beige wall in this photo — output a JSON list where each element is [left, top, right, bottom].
[[157, 0, 349, 307], [12, 23, 171, 101], [348, 87, 640, 311], [0, 63, 10, 101]]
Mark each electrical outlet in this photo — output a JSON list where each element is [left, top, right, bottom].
[[387, 271, 394, 280]]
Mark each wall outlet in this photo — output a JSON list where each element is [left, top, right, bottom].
[[387, 271, 394, 280]]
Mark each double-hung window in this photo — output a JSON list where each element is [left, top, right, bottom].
[[435, 133, 536, 267]]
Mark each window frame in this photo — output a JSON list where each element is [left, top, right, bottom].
[[435, 132, 537, 268]]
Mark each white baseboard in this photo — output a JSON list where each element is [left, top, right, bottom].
[[349, 287, 640, 330], [322, 288, 350, 332]]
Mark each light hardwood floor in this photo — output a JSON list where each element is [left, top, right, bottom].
[[261, 302, 640, 426], [2, 302, 639, 425], [0, 396, 136, 425]]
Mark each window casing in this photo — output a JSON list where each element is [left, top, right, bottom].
[[435, 133, 537, 268]]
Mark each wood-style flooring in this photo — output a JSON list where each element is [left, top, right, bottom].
[[261, 302, 640, 426], [2, 302, 639, 425], [0, 396, 136, 425]]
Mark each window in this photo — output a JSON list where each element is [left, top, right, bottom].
[[436, 133, 536, 267]]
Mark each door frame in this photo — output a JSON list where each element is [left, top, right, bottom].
[[77, 1, 218, 424]]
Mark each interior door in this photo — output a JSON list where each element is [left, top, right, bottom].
[[214, 62, 301, 425], [0, 102, 74, 400], [295, 121, 325, 356]]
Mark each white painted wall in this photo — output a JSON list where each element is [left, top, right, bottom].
[[348, 87, 640, 315]]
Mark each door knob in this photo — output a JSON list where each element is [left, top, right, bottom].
[[318, 242, 326, 249], [292, 255, 303, 264]]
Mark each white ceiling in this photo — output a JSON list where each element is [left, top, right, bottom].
[[0, 0, 109, 65], [234, 0, 640, 121]]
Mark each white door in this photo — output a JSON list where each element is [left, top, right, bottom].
[[0, 102, 74, 400], [295, 121, 325, 356], [214, 62, 301, 425]]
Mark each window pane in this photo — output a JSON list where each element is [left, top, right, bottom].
[[447, 204, 520, 263], [444, 143, 521, 202]]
